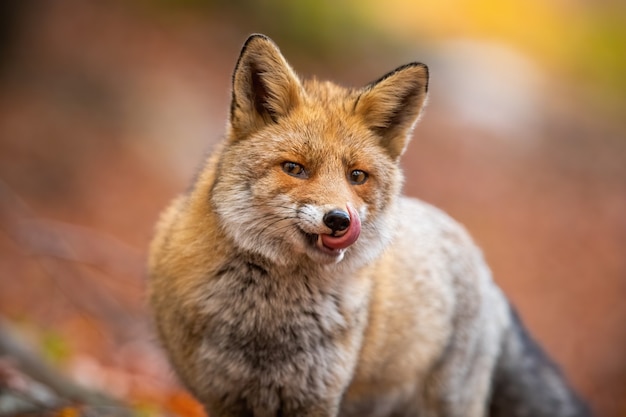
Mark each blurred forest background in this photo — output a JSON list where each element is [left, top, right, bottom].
[[0, 0, 624, 416]]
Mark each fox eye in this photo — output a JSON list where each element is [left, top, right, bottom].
[[282, 161, 307, 178], [349, 169, 368, 185]]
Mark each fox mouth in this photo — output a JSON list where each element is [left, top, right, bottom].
[[302, 232, 346, 256], [300, 204, 362, 257]]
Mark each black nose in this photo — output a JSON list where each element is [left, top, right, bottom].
[[323, 209, 351, 233]]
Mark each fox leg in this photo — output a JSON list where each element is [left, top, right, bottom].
[[421, 346, 496, 417], [205, 395, 341, 417], [419, 294, 504, 417]]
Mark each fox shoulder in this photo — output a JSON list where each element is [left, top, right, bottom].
[[148, 148, 229, 301]]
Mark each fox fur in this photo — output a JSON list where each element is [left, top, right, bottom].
[[148, 34, 591, 417]]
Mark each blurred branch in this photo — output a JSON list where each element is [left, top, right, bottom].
[[0, 319, 132, 416]]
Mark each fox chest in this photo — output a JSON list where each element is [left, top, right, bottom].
[[196, 261, 369, 385]]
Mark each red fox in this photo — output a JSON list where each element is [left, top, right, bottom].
[[148, 34, 591, 417]]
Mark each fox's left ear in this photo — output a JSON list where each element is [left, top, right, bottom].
[[355, 63, 429, 160], [229, 34, 304, 139]]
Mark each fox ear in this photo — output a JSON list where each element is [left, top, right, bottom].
[[355, 63, 429, 160], [229, 34, 304, 138]]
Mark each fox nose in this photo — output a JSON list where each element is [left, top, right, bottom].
[[323, 209, 351, 234]]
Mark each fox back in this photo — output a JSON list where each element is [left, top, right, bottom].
[[148, 34, 590, 417]]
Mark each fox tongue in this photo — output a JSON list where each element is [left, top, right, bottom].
[[320, 203, 361, 250]]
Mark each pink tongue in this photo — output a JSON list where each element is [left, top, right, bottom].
[[321, 203, 361, 250]]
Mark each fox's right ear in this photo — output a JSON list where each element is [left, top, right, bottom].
[[229, 34, 304, 139]]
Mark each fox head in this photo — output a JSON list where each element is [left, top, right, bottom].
[[211, 34, 428, 267]]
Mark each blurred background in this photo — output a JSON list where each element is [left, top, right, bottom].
[[0, 0, 624, 416]]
